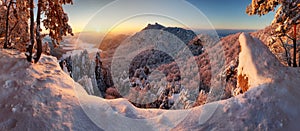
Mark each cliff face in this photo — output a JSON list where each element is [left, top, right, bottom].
[[61, 49, 113, 97]]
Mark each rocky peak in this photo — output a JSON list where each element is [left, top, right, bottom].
[[142, 23, 200, 55], [142, 22, 166, 30], [143, 23, 197, 44]]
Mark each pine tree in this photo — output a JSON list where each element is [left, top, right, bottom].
[[246, 0, 300, 67]]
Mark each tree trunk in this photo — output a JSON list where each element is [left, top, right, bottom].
[[279, 37, 291, 66], [295, 25, 299, 67], [293, 39, 297, 67], [26, 0, 34, 62], [34, 0, 42, 63], [4, 1, 12, 49], [292, 25, 297, 67]]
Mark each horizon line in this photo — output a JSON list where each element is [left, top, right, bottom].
[[71, 28, 260, 34]]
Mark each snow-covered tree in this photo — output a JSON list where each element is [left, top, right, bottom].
[[246, 0, 300, 67], [3, 0, 16, 49], [1, 0, 30, 50], [41, 0, 74, 47], [26, 0, 74, 63], [1, 0, 73, 63]]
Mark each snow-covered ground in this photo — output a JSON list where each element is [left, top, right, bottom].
[[0, 33, 299, 130], [0, 49, 100, 130]]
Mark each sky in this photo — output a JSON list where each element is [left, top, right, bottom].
[[63, 0, 275, 34]]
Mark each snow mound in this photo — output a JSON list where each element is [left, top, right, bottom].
[[0, 32, 300, 130], [237, 33, 282, 89], [0, 49, 99, 130]]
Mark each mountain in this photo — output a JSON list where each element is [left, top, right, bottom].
[[142, 23, 166, 30], [125, 23, 205, 78], [99, 23, 202, 67], [1, 32, 299, 130], [63, 24, 243, 109], [58, 24, 299, 111], [143, 23, 196, 44]]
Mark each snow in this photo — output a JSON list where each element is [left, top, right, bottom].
[[61, 49, 103, 97], [0, 32, 300, 130], [77, 76, 94, 95], [237, 33, 282, 89], [0, 49, 99, 130]]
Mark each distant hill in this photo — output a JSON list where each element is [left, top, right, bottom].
[[100, 23, 203, 66], [143, 23, 197, 47], [216, 29, 256, 37]]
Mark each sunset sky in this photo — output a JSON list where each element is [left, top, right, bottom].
[[63, 0, 275, 33]]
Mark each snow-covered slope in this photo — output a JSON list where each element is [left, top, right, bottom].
[[173, 33, 300, 130], [0, 50, 99, 130], [0, 32, 300, 130]]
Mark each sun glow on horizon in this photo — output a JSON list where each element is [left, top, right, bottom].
[[78, 14, 191, 35], [63, 0, 274, 36]]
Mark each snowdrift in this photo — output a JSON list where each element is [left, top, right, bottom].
[[0, 50, 99, 130], [0, 33, 300, 130]]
